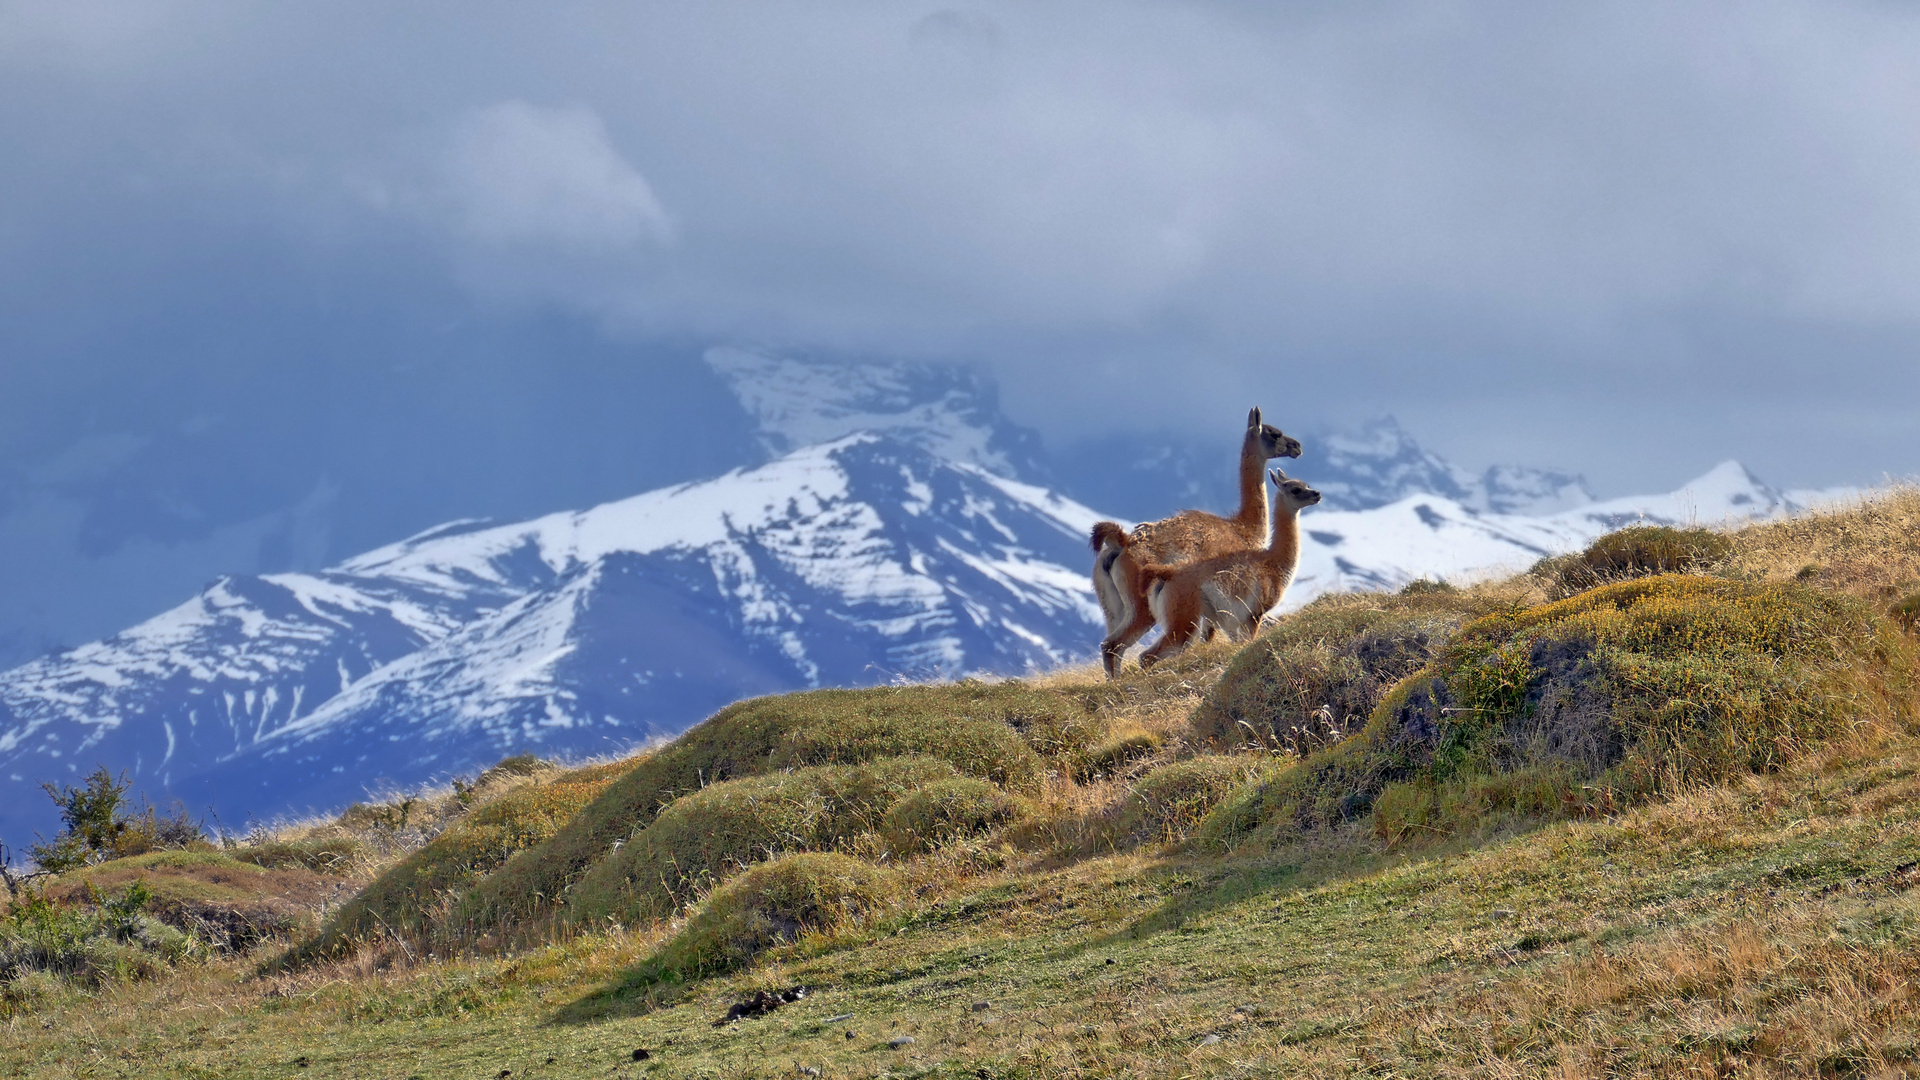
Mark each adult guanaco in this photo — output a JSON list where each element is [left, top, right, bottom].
[[1135, 468, 1321, 669], [1088, 408, 1302, 677]]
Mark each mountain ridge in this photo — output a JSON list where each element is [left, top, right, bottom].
[[0, 434, 1109, 838]]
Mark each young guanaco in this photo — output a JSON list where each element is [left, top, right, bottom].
[[1135, 468, 1321, 669]]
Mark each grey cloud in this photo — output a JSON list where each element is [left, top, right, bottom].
[[442, 102, 672, 251], [4, 0, 1920, 493]]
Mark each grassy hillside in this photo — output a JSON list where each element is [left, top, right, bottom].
[[5, 491, 1920, 1078]]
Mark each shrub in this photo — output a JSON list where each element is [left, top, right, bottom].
[[1200, 575, 1913, 849], [0, 883, 194, 991], [1194, 605, 1469, 754], [880, 778, 1021, 855], [1102, 756, 1272, 849], [27, 768, 130, 871], [24, 769, 207, 871], [650, 853, 898, 978], [454, 682, 1072, 941], [567, 757, 954, 927], [46, 850, 331, 954], [1536, 525, 1733, 600]]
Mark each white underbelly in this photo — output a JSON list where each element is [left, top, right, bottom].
[[1200, 579, 1269, 635]]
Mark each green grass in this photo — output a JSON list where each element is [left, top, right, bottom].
[[9, 729, 1920, 1077]]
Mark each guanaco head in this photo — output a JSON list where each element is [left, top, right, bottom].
[[1247, 406, 1304, 461], [1268, 468, 1322, 512]]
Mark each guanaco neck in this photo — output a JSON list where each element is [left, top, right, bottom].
[[1229, 430, 1270, 540], [1263, 503, 1303, 581]]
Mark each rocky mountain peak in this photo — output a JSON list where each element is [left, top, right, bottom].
[[704, 347, 1051, 482]]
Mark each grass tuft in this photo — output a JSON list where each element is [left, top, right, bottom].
[[1534, 524, 1735, 599], [648, 853, 899, 979], [281, 758, 633, 964], [454, 682, 1086, 942], [228, 836, 362, 874], [880, 777, 1023, 856], [566, 757, 955, 928], [1192, 588, 1490, 754], [1099, 755, 1277, 850], [1072, 729, 1164, 781]]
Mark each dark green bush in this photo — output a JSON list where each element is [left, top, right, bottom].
[[1193, 600, 1476, 754], [1201, 575, 1913, 849], [1537, 525, 1734, 600], [0, 882, 194, 993], [26, 768, 203, 871]]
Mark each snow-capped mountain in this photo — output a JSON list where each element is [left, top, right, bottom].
[[1316, 417, 1596, 515], [0, 349, 1862, 846], [706, 346, 1051, 481], [0, 435, 1105, 838]]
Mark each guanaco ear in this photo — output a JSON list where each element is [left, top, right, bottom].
[[1247, 406, 1262, 429], [1269, 467, 1290, 484]]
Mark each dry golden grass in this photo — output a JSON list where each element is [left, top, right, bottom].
[[1034, 637, 1243, 745], [1726, 485, 1920, 603]]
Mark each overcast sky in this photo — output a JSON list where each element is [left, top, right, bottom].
[[5, 0, 1920, 496]]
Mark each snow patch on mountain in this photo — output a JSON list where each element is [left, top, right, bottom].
[[1054, 415, 1595, 520], [1284, 459, 1858, 608]]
